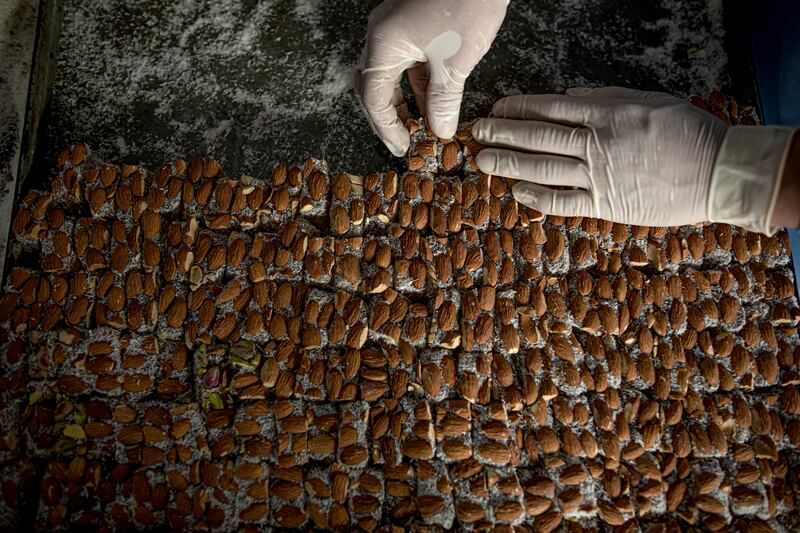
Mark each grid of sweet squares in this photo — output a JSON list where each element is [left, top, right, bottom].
[[1, 99, 800, 532]]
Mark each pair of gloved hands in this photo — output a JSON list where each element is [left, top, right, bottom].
[[354, 0, 796, 235]]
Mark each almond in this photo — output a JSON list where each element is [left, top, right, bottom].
[[401, 439, 433, 459], [457, 502, 485, 523], [442, 142, 459, 171], [331, 205, 349, 235], [544, 229, 565, 260], [141, 210, 161, 238]]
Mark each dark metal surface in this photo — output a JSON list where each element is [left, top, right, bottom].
[[0, 0, 55, 282], [19, 0, 60, 193], [38, 0, 733, 181]]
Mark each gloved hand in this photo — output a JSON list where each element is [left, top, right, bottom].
[[355, 0, 508, 156], [472, 86, 797, 234]]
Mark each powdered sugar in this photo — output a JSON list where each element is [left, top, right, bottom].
[[45, 0, 730, 182]]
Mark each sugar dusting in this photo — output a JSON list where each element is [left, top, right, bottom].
[[630, 0, 728, 94], [45, 0, 730, 182], [47, 0, 368, 178]]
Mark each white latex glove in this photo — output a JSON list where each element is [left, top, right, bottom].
[[472, 86, 797, 234], [355, 0, 508, 156]]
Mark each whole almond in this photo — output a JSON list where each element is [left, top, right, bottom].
[[442, 142, 459, 171]]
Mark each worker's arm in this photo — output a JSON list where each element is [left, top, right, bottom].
[[772, 132, 800, 228], [472, 86, 798, 234], [355, 0, 508, 156]]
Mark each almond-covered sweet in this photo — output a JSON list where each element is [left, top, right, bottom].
[[4, 102, 800, 532]]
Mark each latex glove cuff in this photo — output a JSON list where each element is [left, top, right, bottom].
[[709, 126, 797, 235]]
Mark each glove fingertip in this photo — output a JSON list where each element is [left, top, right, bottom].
[[428, 116, 458, 140], [512, 182, 540, 209], [474, 150, 497, 174], [387, 122, 412, 157], [512, 181, 533, 198], [384, 137, 409, 157], [425, 86, 464, 139], [470, 119, 488, 142], [490, 99, 507, 118]]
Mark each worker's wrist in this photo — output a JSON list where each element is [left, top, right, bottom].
[[771, 131, 800, 229], [707, 125, 798, 235]]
